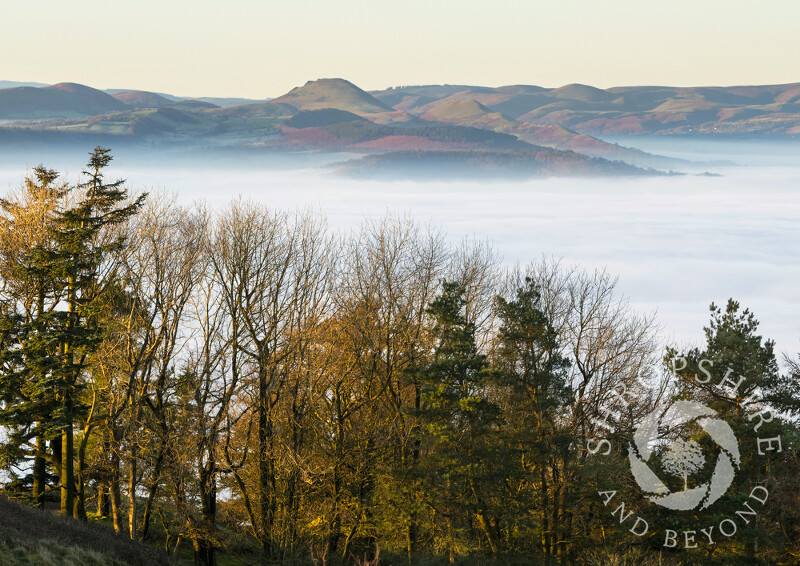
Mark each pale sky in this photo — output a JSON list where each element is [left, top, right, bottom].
[[4, 0, 799, 98]]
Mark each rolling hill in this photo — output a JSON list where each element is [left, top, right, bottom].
[[335, 149, 658, 180], [3, 76, 796, 178], [378, 82, 800, 135], [193, 96, 268, 107], [284, 108, 368, 128], [112, 90, 175, 108], [0, 82, 126, 119], [271, 78, 392, 114], [416, 98, 685, 168], [0, 80, 49, 89], [420, 99, 512, 129]]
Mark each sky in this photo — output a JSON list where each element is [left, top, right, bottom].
[[3, 0, 799, 98]]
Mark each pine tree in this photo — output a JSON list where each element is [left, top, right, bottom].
[[47, 147, 145, 517], [667, 300, 785, 559], [414, 281, 503, 559], [492, 277, 571, 558], [0, 166, 67, 506]]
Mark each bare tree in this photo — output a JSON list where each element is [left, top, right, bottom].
[[212, 202, 335, 564], [92, 193, 204, 536]]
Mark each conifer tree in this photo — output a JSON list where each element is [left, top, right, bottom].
[[0, 166, 67, 506], [667, 300, 784, 559], [493, 277, 571, 558], [415, 281, 503, 558], [48, 147, 145, 517]]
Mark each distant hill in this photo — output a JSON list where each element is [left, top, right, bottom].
[[416, 98, 685, 168], [169, 99, 219, 110], [214, 100, 297, 118], [272, 78, 391, 114], [110, 91, 220, 111], [194, 96, 268, 107], [420, 99, 512, 129], [268, 119, 535, 152], [379, 82, 800, 135], [105, 88, 182, 101], [4, 76, 798, 177], [0, 80, 49, 89], [374, 84, 495, 99], [335, 149, 656, 180], [112, 90, 175, 108], [126, 107, 202, 135], [9, 78, 800, 135], [548, 83, 617, 103], [284, 108, 367, 128], [0, 82, 125, 119]]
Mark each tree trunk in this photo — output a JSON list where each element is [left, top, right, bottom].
[[97, 437, 111, 518], [326, 399, 344, 557], [129, 450, 138, 540], [194, 464, 217, 566], [258, 367, 275, 564], [50, 437, 62, 482], [407, 383, 421, 565], [470, 480, 499, 555], [76, 428, 91, 521], [541, 466, 550, 558], [140, 443, 166, 541], [32, 433, 46, 508], [97, 484, 110, 517], [110, 431, 123, 534], [60, 395, 75, 517]]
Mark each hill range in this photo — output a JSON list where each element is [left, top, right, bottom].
[[1, 77, 798, 178]]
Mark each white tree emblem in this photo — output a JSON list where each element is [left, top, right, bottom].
[[629, 401, 739, 510], [661, 439, 706, 491]]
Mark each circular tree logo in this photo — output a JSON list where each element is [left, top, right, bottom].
[[586, 357, 783, 549], [629, 400, 740, 511]]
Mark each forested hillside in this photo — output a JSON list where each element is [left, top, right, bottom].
[[0, 148, 798, 566]]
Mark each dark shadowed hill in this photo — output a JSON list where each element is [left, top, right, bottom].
[[284, 108, 368, 128], [335, 149, 657, 180], [0, 497, 170, 565]]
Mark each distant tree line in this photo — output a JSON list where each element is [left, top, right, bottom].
[[0, 148, 798, 566]]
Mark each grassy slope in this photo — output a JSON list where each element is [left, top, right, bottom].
[[0, 497, 170, 566]]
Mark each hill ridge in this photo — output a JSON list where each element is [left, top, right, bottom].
[[0, 82, 125, 119], [271, 78, 392, 114]]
